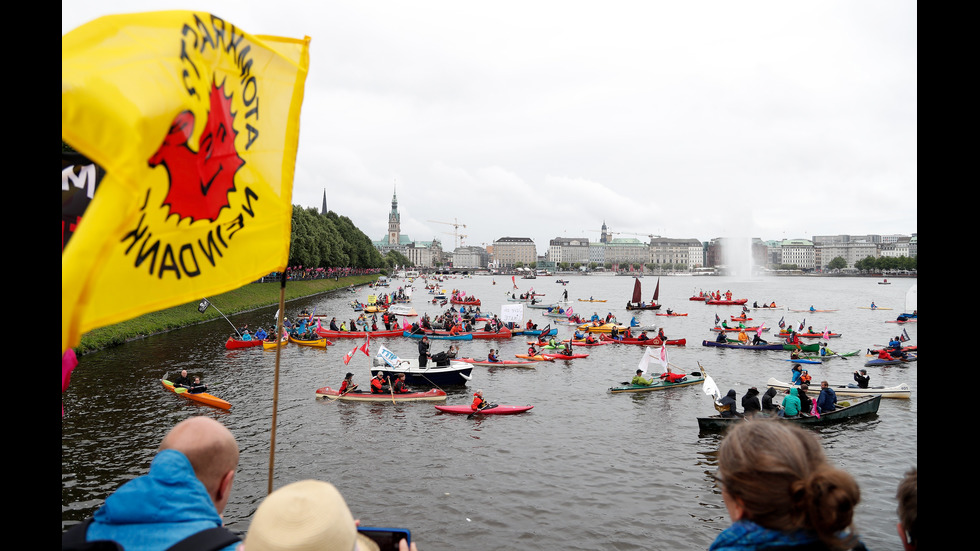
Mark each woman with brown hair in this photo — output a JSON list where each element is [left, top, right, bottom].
[[710, 421, 867, 550]]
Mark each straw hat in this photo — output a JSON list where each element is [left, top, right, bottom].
[[245, 479, 379, 551]]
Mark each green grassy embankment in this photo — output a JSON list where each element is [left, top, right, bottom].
[[75, 275, 379, 356]]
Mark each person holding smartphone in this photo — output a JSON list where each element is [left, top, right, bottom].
[[243, 479, 417, 551]]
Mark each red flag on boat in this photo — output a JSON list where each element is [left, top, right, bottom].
[[343, 346, 356, 365], [360, 335, 371, 356]]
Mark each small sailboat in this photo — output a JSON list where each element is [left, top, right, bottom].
[[625, 277, 662, 310]]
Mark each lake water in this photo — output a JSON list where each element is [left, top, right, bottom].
[[62, 274, 917, 550]]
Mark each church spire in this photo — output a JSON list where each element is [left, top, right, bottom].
[[321, 189, 328, 215]]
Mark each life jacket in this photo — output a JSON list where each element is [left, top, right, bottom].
[[371, 377, 384, 393]]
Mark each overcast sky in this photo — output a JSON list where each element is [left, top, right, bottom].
[[63, 1, 917, 254]]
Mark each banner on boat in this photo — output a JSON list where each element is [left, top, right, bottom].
[[377, 346, 400, 367], [499, 303, 524, 323]]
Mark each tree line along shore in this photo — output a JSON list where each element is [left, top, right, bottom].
[[74, 275, 379, 356]]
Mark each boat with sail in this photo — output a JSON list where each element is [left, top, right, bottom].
[[625, 277, 662, 310]]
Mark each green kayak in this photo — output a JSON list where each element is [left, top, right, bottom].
[[608, 372, 705, 394]]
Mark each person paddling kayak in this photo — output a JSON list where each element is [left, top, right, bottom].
[[471, 389, 496, 412]]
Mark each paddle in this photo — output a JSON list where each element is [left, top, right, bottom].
[[387, 376, 395, 405], [468, 402, 498, 419]]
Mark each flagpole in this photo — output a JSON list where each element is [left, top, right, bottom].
[[268, 270, 287, 494]]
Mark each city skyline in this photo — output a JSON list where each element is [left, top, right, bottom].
[[64, 1, 917, 249]]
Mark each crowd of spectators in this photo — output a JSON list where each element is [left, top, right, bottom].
[[260, 267, 383, 282]]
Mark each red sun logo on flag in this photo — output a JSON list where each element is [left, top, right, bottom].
[[148, 81, 244, 223]]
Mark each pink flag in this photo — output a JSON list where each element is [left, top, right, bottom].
[[822, 326, 830, 340], [659, 343, 669, 370], [756, 323, 766, 336], [810, 398, 821, 419], [62, 349, 79, 417]]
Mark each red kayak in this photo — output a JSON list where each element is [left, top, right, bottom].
[[225, 337, 263, 349], [435, 405, 533, 415], [542, 352, 589, 359], [316, 329, 403, 338], [457, 357, 539, 367], [706, 299, 748, 305], [656, 313, 688, 316]]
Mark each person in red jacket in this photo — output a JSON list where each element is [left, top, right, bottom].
[[471, 389, 487, 411], [392, 373, 412, 394], [339, 372, 358, 394], [660, 367, 687, 383], [370, 372, 387, 394]]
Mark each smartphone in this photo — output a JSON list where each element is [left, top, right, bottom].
[[357, 526, 411, 551]]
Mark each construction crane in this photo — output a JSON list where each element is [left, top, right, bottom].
[[428, 218, 467, 250], [617, 231, 662, 244], [439, 231, 468, 248]]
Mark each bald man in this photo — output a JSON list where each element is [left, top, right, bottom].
[[66, 417, 241, 551], [173, 369, 192, 388]]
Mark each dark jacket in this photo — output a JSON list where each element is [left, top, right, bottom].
[[762, 387, 780, 411], [741, 388, 762, 415], [817, 387, 838, 412], [718, 389, 739, 417]]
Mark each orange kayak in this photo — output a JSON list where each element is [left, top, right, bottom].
[[161, 379, 231, 410]]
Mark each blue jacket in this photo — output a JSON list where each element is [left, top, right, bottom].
[[86, 449, 238, 551], [817, 387, 838, 413], [709, 519, 865, 550]]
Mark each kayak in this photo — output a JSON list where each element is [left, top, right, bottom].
[[317, 329, 403, 338], [600, 335, 687, 346], [577, 322, 630, 333], [608, 372, 705, 393], [801, 350, 861, 361], [402, 331, 473, 340], [710, 326, 767, 333], [515, 354, 555, 362], [315, 386, 448, 402], [705, 299, 748, 305], [775, 331, 842, 339], [289, 335, 333, 347], [655, 313, 688, 317], [864, 355, 916, 367], [702, 340, 820, 352], [457, 357, 538, 368], [425, 328, 513, 340], [767, 377, 911, 399], [435, 404, 533, 415], [543, 352, 589, 359], [225, 337, 263, 350], [787, 308, 839, 313], [262, 336, 289, 349], [161, 379, 231, 410]]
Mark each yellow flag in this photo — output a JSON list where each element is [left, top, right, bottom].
[[62, 11, 310, 353]]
